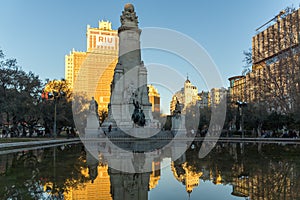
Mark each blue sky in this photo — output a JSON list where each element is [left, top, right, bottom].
[[0, 0, 299, 113]]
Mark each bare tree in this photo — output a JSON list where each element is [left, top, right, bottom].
[[242, 48, 252, 75]]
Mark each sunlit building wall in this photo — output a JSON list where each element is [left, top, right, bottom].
[[228, 75, 246, 103], [229, 8, 300, 111], [170, 77, 200, 114], [148, 85, 160, 114], [65, 50, 87, 89], [65, 20, 118, 111], [252, 9, 300, 65], [184, 78, 198, 107]]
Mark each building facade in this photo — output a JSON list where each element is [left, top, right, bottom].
[[198, 90, 210, 108], [65, 50, 87, 89], [229, 8, 300, 113], [210, 87, 227, 107], [65, 20, 119, 111], [170, 77, 200, 114], [169, 77, 227, 114], [148, 85, 160, 114], [228, 75, 245, 103]]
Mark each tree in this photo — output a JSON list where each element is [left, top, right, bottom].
[[98, 109, 108, 125], [198, 107, 211, 133], [0, 49, 43, 136], [0, 144, 89, 199], [243, 103, 269, 136], [41, 79, 74, 136], [224, 103, 237, 131], [240, 6, 300, 130], [185, 103, 200, 132], [72, 92, 89, 136]]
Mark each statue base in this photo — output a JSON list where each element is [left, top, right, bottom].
[[171, 115, 186, 136], [85, 113, 100, 138]]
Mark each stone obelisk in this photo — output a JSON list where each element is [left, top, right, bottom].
[[105, 3, 153, 131]]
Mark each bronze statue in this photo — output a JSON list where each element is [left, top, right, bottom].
[[131, 99, 146, 126], [120, 3, 138, 26], [173, 100, 182, 117]]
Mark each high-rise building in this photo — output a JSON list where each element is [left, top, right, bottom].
[[229, 8, 300, 113], [65, 20, 119, 111], [65, 50, 87, 89]]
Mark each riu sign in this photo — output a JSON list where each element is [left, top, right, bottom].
[[96, 35, 115, 47]]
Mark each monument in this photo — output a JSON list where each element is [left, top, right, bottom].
[[171, 100, 186, 136], [103, 3, 158, 136], [85, 97, 100, 138]]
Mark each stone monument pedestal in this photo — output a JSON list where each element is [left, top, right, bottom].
[[121, 127, 160, 138], [171, 115, 186, 136], [85, 113, 100, 138]]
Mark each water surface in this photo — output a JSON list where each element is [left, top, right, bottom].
[[0, 141, 299, 200]]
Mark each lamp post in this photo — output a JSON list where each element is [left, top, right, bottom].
[[53, 93, 58, 139], [47, 91, 65, 139], [236, 101, 247, 138]]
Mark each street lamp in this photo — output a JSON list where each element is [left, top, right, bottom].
[[43, 90, 65, 139], [236, 101, 247, 138], [51, 91, 65, 139]]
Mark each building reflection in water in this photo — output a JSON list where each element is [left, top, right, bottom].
[[56, 142, 300, 200], [1, 142, 300, 199], [63, 164, 112, 200], [62, 148, 161, 200]]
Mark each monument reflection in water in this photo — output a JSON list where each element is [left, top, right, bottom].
[[1, 142, 300, 199]]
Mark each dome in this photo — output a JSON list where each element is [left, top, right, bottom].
[[124, 3, 134, 12], [185, 79, 190, 83], [185, 75, 190, 83]]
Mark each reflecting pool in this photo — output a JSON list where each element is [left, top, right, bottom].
[[1, 141, 300, 199]]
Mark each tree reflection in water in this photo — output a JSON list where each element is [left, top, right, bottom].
[[0, 144, 89, 199], [0, 142, 300, 199], [180, 142, 300, 199]]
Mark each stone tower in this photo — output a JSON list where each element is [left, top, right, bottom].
[[105, 3, 153, 130]]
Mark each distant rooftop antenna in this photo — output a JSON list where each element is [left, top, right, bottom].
[[255, 10, 285, 32]]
